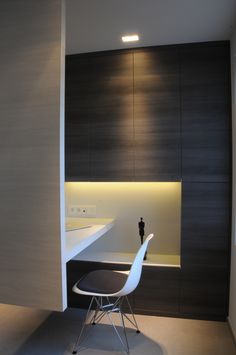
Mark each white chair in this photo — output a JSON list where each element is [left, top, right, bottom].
[[72, 233, 154, 354]]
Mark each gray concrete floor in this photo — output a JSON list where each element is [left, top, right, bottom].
[[0, 304, 235, 355]]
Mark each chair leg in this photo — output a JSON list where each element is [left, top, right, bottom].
[[105, 297, 129, 355], [124, 296, 140, 333], [72, 296, 96, 354], [118, 304, 130, 354], [92, 297, 101, 325], [72, 296, 136, 354], [93, 296, 108, 325]]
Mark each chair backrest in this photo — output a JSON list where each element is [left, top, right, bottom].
[[117, 233, 154, 297]]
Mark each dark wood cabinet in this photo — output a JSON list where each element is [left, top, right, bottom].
[[65, 41, 232, 321], [179, 42, 231, 320], [133, 47, 181, 181], [65, 47, 181, 181], [134, 266, 180, 316], [180, 182, 231, 319], [65, 51, 134, 181], [66, 42, 230, 183], [181, 43, 231, 182], [67, 260, 180, 316], [89, 52, 134, 181]]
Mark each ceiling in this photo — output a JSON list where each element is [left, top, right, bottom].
[[66, 0, 236, 54]]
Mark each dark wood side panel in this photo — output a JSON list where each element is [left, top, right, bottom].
[[180, 182, 231, 319], [181, 43, 231, 182], [65, 55, 91, 181], [133, 47, 181, 181]]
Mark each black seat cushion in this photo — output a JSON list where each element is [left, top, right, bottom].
[[77, 270, 128, 294]]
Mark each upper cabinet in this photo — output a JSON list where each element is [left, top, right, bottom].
[[133, 47, 181, 181], [65, 42, 230, 182], [89, 52, 134, 181], [65, 51, 134, 181], [180, 43, 231, 182], [65, 46, 181, 181]]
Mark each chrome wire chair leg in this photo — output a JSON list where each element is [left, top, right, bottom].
[[92, 297, 101, 325], [72, 296, 96, 354], [102, 296, 129, 355], [118, 301, 130, 354], [124, 296, 140, 333], [106, 307, 129, 354], [93, 296, 108, 325], [72, 296, 135, 354]]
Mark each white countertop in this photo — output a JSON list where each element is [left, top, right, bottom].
[[65, 218, 114, 262]]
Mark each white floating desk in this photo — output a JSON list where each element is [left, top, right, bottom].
[[65, 218, 114, 262]]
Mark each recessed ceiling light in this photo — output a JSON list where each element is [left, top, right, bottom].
[[122, 34, 139, 43]]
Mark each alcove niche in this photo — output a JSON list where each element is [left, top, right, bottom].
[[65, 182, 181, 267]]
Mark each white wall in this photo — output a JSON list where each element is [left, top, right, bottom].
[[0, 0, 66, 311], [229, 27, 236, 338], [65, 182, 181, 255]]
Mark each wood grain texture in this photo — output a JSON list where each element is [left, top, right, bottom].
[[133, 47, 181, 181], [67, 260, 180, 316], [65, 46, 182, 182], [180, 182, 231, 319], [179, 42, 231, 320], [90, 52, 134, 181], [65, 42, 232, 321], [65, 42, 231, 183], [134, 266, 180, 316], [65, 55, 91, 180], [181, 43, 231, 182], [0, 0, 66, 311], [65, 51, 134, 181]]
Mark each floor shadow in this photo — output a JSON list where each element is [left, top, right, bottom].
[[14, 308, 166, 355], [68, 323, 166, 355]]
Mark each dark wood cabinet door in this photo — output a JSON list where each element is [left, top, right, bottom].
[[133, 47, 181, 181], [89, 52, 134, 181], [181, 43, 231, 182], [65, 51, 134, 181], [180, 182, 231, 319]]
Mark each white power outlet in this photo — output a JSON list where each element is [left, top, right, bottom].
[[68, 205, 96, 217]]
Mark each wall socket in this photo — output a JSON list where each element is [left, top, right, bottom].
[[68, 205, 96, 218]]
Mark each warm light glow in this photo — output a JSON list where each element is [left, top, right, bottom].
[[65, 182, 181, 195], [66, 181, 181, 187], [65, 182, 182, 257], [122, 34, 139, 43]]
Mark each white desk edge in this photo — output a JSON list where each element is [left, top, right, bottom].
[[65, 219, 114, 263]]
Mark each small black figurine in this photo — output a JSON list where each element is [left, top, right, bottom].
[[138, 217, 147, 260]]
